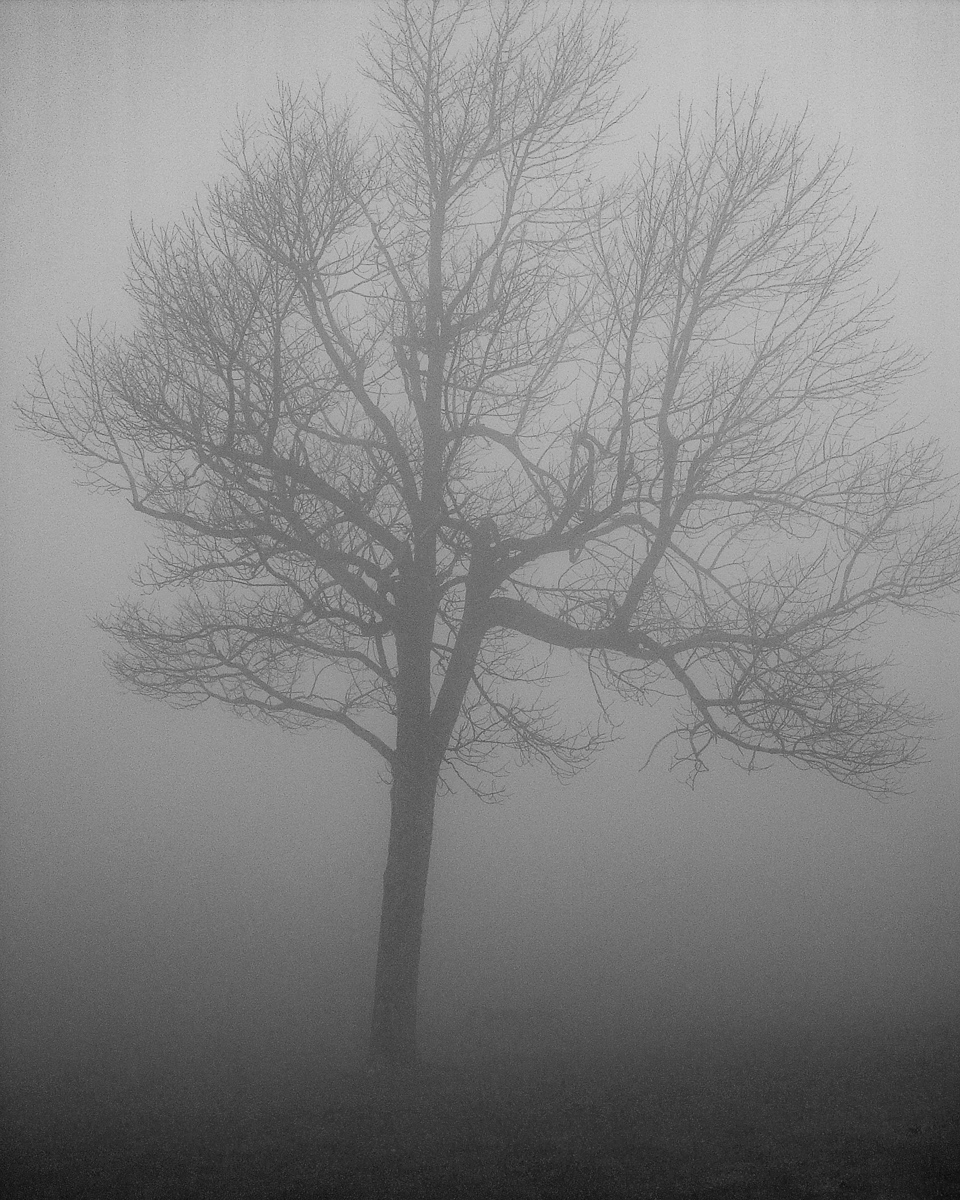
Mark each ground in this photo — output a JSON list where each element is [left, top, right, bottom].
[[3, 1018, 958, 1198]]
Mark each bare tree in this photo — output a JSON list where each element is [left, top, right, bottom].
[[20, 0, 960, 1072]]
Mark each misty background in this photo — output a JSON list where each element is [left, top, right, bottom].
[[2, 1, 959, 1104]]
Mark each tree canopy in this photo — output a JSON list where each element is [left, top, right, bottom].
[[21, 0, 960, 1067]]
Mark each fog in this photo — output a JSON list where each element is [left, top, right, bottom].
[[2, 3, 959, 1196]]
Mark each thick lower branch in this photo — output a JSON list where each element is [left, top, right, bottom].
[[486, 595, 659, 657]]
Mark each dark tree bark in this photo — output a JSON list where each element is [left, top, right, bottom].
[[370, 747, 440, 1069], [370, 550, 443, 1069]]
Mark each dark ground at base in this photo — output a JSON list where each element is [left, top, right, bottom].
[[3, 1027, 959, 1199]]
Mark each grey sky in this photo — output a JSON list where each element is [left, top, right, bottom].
[[2, 1, 959, 1050]]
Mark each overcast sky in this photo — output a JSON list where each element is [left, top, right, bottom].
[[2, 1, 959, 1061]]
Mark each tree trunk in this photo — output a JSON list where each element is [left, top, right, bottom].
[[368, 750, 440, 1071]]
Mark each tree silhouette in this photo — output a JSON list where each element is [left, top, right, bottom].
[[21, 0, 960, 1071]]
